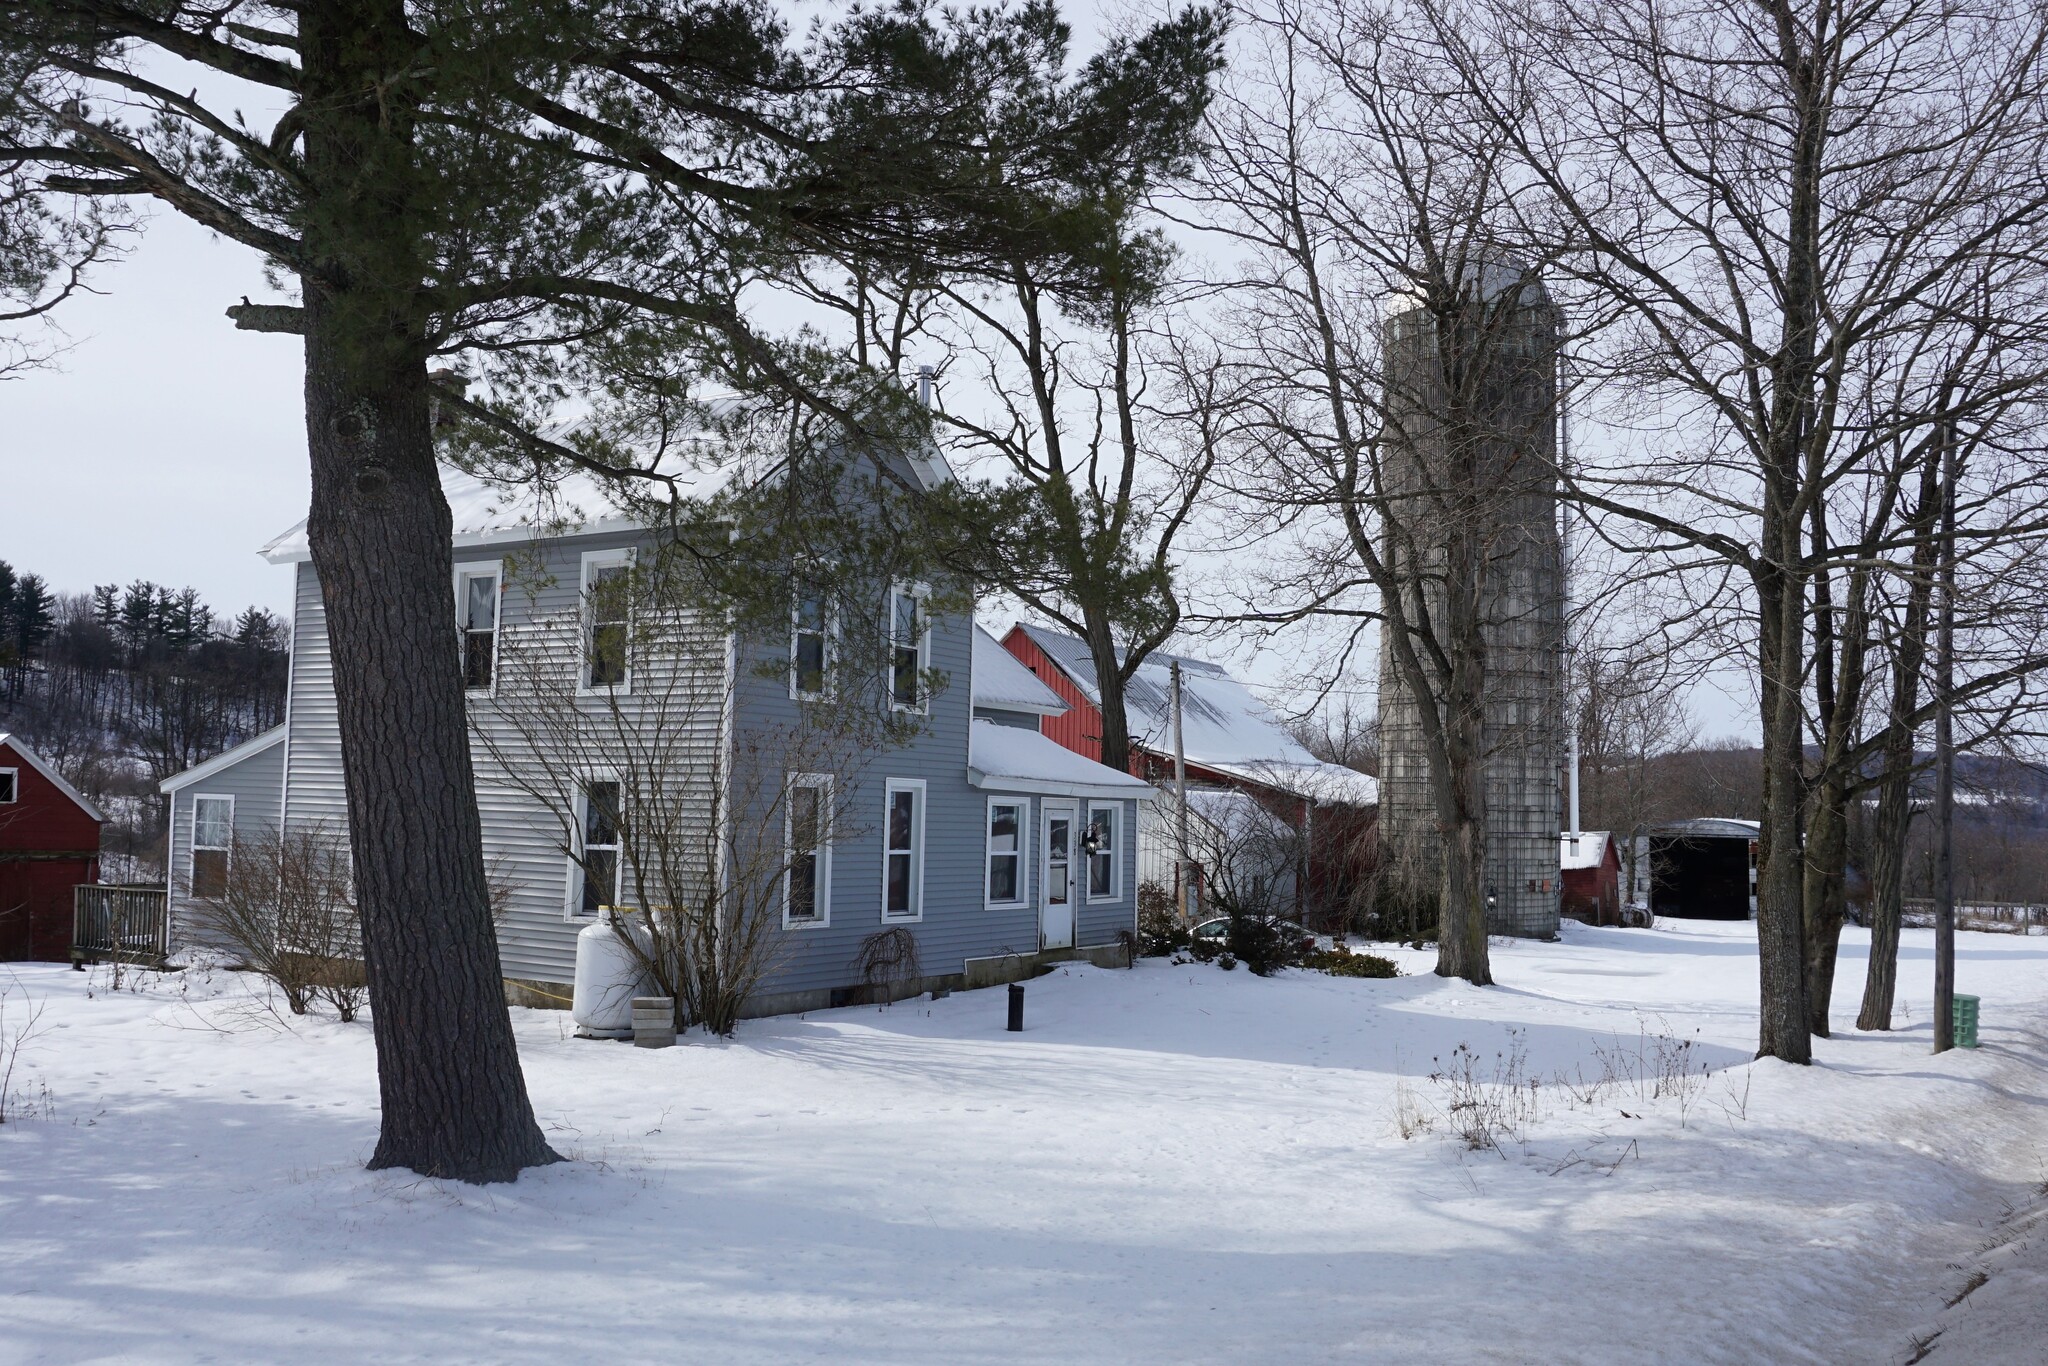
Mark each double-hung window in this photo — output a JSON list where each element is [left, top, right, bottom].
[[791, 583, 831, 700], [581, 551, 632, 690], [1086, 802, 1120, 900], [191, 794, 233, 898], [784, 774, 832, 927], [0, 768, 15, 804], [576, 780, 622, 916], [455, 564, 500, 692], [986, 799, 1028, 908], [882, 778, 925, 920], [887, 585, 927, 712]]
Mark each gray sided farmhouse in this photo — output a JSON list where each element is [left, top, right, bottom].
[[162, 462, 1153, 1017]]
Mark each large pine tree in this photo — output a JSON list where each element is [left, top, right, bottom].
[[2, 0, 1222, 1180]]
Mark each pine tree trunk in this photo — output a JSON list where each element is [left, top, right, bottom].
[[1087, 619, 1135, 776], [298, 0, 558, 1183]]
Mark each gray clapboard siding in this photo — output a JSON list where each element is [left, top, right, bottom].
[[734, 608, 1139, 1000], [165, 733, 286, 947], [276, 517, 1138, 1005]]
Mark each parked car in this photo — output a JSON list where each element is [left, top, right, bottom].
[[1192, 915, 1320, 955]]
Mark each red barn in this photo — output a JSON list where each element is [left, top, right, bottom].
[[1560, 831, 1623, 926], [999, 623, 1378, 924], [0, 734, 104, 962]]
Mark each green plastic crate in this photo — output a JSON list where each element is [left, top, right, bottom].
[[1952, 993, 1981, 1049]]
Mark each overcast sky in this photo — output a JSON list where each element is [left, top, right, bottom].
[[3, 212, 307, 624]]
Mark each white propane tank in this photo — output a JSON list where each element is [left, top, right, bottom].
[[572, 910, 651, 1039]]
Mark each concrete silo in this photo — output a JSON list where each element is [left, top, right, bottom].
[[1375, 265, 1564, 938]]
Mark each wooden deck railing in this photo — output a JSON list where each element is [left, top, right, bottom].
[[72, 885, 170, 968]]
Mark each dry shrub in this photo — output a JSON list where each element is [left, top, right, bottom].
[[852, 926, 922, 1006], [186, 823, 363, 1019]]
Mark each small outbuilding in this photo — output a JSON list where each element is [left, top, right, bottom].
[[1559, 831, 1623, 926], [0, 733, 104, 962], [1632, 818, 1759, 921]]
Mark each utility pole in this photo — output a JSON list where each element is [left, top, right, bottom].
[[1933, 425, 1958, 1054], [1560, 351, 1579, 865], [1171, 659, 1195, 922]]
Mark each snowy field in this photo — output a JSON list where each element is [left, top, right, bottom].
[[3, 921, 2045, 1366]]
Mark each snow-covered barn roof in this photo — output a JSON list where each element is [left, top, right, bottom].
[[0, 733, 104, 822], [971, 625, 1067, 717], [1006, 623, 1378, 807], [1561, 831, 1614, 871], [1650, 818, 1761, 842], [967, 721, 1156, 801]]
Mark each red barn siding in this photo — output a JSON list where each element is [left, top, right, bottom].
[[1561, 840, 1623, 926], [0, 738, 103, 962], [1000, 627, 1115, 769]]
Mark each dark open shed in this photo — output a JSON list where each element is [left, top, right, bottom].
[[1640, 818, 1758, 921]]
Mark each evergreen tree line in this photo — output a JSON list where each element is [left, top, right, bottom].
[[0, 558, 288, 873]]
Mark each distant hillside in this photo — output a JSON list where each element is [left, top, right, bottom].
[[0, 562, 288, 879]]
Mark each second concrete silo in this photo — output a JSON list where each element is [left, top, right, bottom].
[[1375, 263, 1564, 938]]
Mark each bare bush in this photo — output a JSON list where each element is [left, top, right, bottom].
[[0, 982, 49, 1123], [1429, 1032, 1543, 1154], [852, 926, 923, 1006], [184, 823, 362, 1020]]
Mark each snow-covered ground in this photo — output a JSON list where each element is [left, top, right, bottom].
[[3, 920, 2044, 1365]]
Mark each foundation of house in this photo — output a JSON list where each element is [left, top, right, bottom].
[[511, 940, 1136, 1022]]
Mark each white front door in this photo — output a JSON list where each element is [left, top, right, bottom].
[[1041, 801, 1076, 951]]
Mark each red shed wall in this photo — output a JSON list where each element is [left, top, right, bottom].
[[1000, 627, 1112, 768], [0, 739, 102, 962], [1560, 849, 1622, 926]]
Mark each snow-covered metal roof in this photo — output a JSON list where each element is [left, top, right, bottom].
[[0, 732, 105, 823], [259, 455, 743, 565], [1649, 818, 1761, 842], [159, 726, 287, 795], [1561, 830, 1613, 871], [971, 625, 1067, 717], [967, 721, 1156, 801], [1007, 623, 1377, 805]]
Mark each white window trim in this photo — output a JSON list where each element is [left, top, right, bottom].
[[0, 767, 15, 804], [563, 773, 623, 921], [1085, 801, 1122, 903], [454, 560, 503, 697], [881, 777, 927, 922], [984, 796, 1030, 911], [578, 548, 635, 696], [783, 772, 834, 929], [789, 586, 836, 702], [886, 582, 930, 715], [191, 792, 234, 895]]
